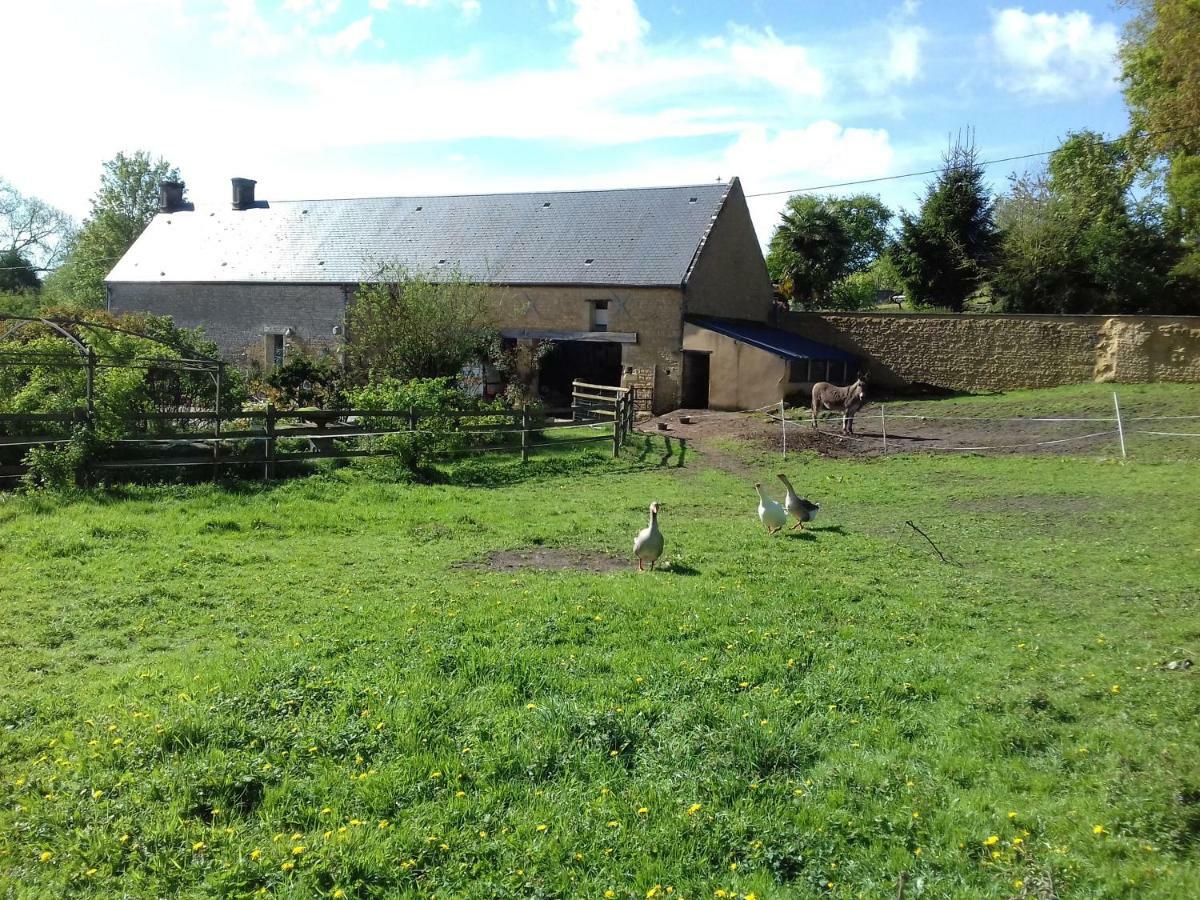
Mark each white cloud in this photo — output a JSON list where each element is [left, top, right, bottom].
[[991, 8, 1119, 98], [318, 15, 373, 54], [214, 0, 292, 56], [569, 0, 649, 65], [281, 0, 341, 25], [727, 25, 825, 98], [885, 25, 925, 85]]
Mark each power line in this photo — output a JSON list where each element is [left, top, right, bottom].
[[743, 123, 1200, 199]]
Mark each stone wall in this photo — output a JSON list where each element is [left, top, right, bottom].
[[783, 311, 1200, 392], [108, 281, 348, 371]]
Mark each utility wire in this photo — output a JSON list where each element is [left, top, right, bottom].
[[743, 123, 1200, 198]]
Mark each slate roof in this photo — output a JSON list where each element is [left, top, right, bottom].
[[687, 316, 858, 361], [107, 181, 735, 287]]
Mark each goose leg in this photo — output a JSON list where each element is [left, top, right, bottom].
[[638, 558, 644, 571]]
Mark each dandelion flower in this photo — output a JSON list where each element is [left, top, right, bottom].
[[1013, 880, 1024, 890], [638, 807, 649, 815], [192, 842, 205, 852], [292, 845, 306, 855], [536, 824, 548, 832], [605, 892, 616, 899], [320, 807, 332, 816], [291, 832, 303, 841], [647, 886, 662, 898], [1008, 811, 1017, 819], [250, 848, 262, 860], [1093, 824, 1107, 835], [983, 835, 999, 847], [39, 851, 53, 863], [1111, 685, 1120, 694], [333, 891, 346, 899], [281, 861, 294, 871], [687, 803, 702, 816], [92, 789, 104, 800]]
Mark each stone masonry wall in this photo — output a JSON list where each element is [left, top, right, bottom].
[[783, 311, 1200, 391]]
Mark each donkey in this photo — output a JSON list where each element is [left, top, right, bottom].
[[811, 375, 867, 434]]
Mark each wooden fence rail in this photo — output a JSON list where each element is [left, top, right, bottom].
[[0, 380, 637, 483]]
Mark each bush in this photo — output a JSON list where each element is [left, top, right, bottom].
[[345, 377, 471, 471], [263, 354, 346, 409], [20, 427, 97, 492]]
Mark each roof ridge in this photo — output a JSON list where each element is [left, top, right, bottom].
[[203, 180, 736, 207]]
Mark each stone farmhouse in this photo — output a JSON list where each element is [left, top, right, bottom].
[[107, 177, 856, 413]]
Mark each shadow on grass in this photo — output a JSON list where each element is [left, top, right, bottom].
[[784, 530, 816, 541], [808, 524, 847, 535], [659, 561, 702, 576]]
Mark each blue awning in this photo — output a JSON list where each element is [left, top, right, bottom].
[[687, 316, 857, 362]]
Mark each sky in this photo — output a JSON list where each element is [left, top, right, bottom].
[[3, 0, 1135, 247]]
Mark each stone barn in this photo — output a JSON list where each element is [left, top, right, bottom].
[[107, 177, 782, 413]]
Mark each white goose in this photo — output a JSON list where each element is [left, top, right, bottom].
[[777, 473, 820, 530], [754, 483, 788, 534], [633, 502, 664, 571]]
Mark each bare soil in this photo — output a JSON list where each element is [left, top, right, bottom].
[[456, 547, 629, 573], [636, 408, 1122, 461]]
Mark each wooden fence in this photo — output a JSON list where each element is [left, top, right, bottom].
[[0, 380, 636, 484]]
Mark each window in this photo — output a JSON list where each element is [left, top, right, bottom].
[[788, 358, 809, 383], [265, 333, 285, 371], [590, 300, 609, 332]]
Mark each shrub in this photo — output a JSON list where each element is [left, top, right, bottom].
[[345, 377, 471, 471]]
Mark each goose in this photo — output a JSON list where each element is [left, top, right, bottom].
[[633, 502, 664, 571], [777, 474, 820, 530], [754, 483, 788, 534]]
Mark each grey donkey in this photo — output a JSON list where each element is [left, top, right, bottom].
[[811, 376, 867, 434]]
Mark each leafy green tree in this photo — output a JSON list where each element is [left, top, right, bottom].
[[347, 265, 496, 383], [0, 249, 40, 293], [1121, 0, 1200, 275], [993, 130, 1188, 313], [766, 194, 891, 308], [43, 152, 182, 308], [892, 140, 998, 311]]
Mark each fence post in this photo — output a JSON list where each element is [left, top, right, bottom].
[[408, 404, 417, 434], [780, 399, 786, 458], [264, 403, 276, 481], [213, 363, 223, 482], [613, 393, 622, 458], [84, 347, 96, 426], [1113, 391, 1127, 460], [521, 405, 530, 463], [880, 403, 888, 454]]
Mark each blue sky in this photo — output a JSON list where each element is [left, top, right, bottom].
[[4, 0, 1133, 246]]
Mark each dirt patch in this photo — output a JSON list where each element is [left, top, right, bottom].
[[456, 547, 629, 573], [638, 408, 1122, 462]]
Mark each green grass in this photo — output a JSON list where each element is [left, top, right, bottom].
[[2, 387, 1199, 898]]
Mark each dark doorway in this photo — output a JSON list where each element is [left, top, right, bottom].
[[538, 341, 624, 408], [682, 351, 710, 408]]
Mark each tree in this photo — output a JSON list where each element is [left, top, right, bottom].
[[43, 151, 182, 308], [346, 265, 496, 382], [1121, 0, 1200, 274], [892, 139, 998, 310], [766, 194, 892, 308], [0, 249, 40, 293], [992, 130, 1187, 314], [0, 179, 76, 274]]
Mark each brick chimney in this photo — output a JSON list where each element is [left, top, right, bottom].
[[158, 181, 185, 213], [231, 177, 257, 210]]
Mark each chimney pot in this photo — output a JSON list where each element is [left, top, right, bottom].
[[231, 177, 257, 210], [158, 180, 185, 213]]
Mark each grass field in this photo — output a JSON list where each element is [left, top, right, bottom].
[[2, 384, 1199, 898]]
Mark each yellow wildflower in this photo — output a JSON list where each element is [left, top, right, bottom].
[[983, 835, 999, 847], [281, 861, 294, 871], [1008, 811, 1017, 819], [1093, 824, 1107, 835], [192, 842, 205, 852], [536, 824, 548, 832], [638, 807, 649, 815], [39, 851, 53, 863], [605, 892, 616, 899], [320, 807, 332, 815], [250, 848, 262, 860], [333, 891, 346, 899], [292, 845, 306, 855], [687, 803, 702, 815]]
